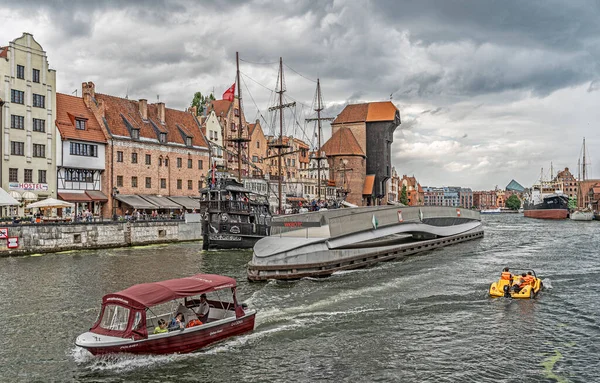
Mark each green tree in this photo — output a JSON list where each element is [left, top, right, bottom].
[[505, 194, 521, 210], [568, 196, 577, 209], [190, 92, 215, 115], [400, 185, 409, 205]]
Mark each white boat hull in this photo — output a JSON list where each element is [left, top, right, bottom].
[[570, 210, 594, 221]]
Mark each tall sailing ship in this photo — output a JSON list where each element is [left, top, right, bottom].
[[523, 166, 569, 219], [570, 138, 594, 221]]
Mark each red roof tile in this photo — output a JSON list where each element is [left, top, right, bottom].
[[248, 123, 256, 136], [96, 94, 208, 148], [363, 175, 375, 195], [321, 127, 365, 156], [56, 93, 107, 144], [332, 101, 398, 124], [209, 100, 232, 118]]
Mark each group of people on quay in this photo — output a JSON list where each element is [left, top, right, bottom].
[[119, 209, 190, 221]]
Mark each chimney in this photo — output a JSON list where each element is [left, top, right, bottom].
[[157, 102, 165, 124], [82, 81, 95, 106], [190, 105, 197, 116], [139, 99, 148, 120]]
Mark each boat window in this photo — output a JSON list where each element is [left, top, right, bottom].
[[99, 304, 130, 331], [132, 311, 142, 330]]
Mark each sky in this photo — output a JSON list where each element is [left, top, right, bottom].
[[2, 0, 600, 190]]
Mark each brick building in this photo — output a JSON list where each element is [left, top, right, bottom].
[[555, 167, 577, 199], [473, 191, 497, 209], [247, 120, 267, 177], [81, 82, 209, 217], [399, 174, 425, 206]]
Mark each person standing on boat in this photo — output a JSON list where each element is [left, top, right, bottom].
[[195, 294, 210, 323]]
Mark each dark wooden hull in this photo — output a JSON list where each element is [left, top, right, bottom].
[[84, 314, 255, 356], [524, 209, 568, 219], [207, 234, 263, 250]]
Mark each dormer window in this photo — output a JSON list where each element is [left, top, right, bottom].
[[159, 132, 167, 143], [186, 137, 192, 147], [131, 129, 140, 140], [234, 108, 239, 117], [75, 119, 86, 130], [231, 123, 236, 131]]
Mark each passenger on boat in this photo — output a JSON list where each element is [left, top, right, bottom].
[[512, 273, 528, 292], [169, 313, 185, 331], [195, 294, 210, 323], [524, 271, 535, 286], [500, 267, 512, 281], [153, 319, 168, 334]]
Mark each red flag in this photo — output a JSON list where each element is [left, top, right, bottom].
[[222, 83, 235, 101]]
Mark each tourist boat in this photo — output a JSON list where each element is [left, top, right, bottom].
[[480, 207, 501, 214], [199, 170, 272, 249], [489, 269, 543, 299], [75, 274, 256, 355]]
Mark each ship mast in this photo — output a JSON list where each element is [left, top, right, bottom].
[[305, 79, 333, 201], [234, 52, 249, 183]]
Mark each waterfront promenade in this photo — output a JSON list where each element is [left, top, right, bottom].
[[0, 214, 597, 381]]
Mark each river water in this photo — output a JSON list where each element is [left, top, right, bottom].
[[0, 214, 598, 382]]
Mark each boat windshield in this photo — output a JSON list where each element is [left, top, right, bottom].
[[99, 304, 130, 331]]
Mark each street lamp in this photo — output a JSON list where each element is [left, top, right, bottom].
[[112, 186, 119, 220]]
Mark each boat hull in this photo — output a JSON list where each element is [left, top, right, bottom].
[[205, 234, 263, 250], [569, 210, 594, 221], [523, 209, 568, 219], [78, 313, 255, 356]]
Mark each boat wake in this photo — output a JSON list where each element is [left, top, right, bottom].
[[70, 346, 182, 373], [542, 279, 553, 289]]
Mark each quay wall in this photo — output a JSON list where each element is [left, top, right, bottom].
[[0, 221, 202, 257]]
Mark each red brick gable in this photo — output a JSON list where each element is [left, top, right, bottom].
[[56, 93, 107, 144], [321, 127, 365, 156], [96, 94, 207, 148]]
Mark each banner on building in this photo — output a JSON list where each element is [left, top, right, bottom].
[[9, 182, 48, 191]]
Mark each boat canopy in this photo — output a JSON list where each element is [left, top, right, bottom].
[[102, 274, 237, 310]]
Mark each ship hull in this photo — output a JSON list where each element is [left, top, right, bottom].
[[523, 209, 568, 219]]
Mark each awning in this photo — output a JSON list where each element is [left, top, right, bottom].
[[0, 188, 20, 206], [22, 191, 38, 200], [9, 191, 21, 201], [86, 190, 108, 202], [286, 197, 306, 202], [362, 175, 375, 195], [114, 195, 158, 209], [139, 195, 182, 209], [58, 192, 92, 202], [167, 196, 201, 210]]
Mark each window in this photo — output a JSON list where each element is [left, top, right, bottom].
[[99, 304, 130, 331], [198, 160, 203, 169], [10, 141, 24, 156], [117, 176, 123, 187], [160, 178, 167, 189], [164, 158, 169, 166], [33, 118, 45, 132], [131, 152, 138, 163], [117, 151, 123, 162], [38, 170, 46, 183], [177, 179, 182, 189], [131, 129, 139, 140], [159, 157, 163, 166], [70, 142, 97, 157], [231, 123, 236, 131], [177, 158, 182, 168], [24, 169, 33, 183], [64, 169, 94, 182], [234, 108, 239, 116], [186, 137, 192, 147], [187, 180, 192, 190], [252, 155, 258, 162], [198, 180, 203, 190], [17, 65, 25, 79], [256, 141, 260, 149], [33, 144, 46, 158], [145, 154, 151, 165], [145, 177, 151, 188], [11, 115, 24, 129], [33, 94, 45, 108], [131, 176, 138, 188], [11, 90, 24, 104], [292, 159, 296, 166], [9, 168, 18, 182], [32, 68, 40, 83], [75, 119, 86, 130], [159, 132, 167, 143], [187, 159, 192, 169]]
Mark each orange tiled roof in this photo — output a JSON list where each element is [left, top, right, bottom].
[[96, 93, 207, 148], [209, 100, 232, 117], [56, 93, 107, 144], [363, 175, 375, 195], [248, 123, 256, 136], [293, 137, 309, 148], [0, 46, 7, 58], [321, 127, 365, 157], [332, 101, 398, 124]]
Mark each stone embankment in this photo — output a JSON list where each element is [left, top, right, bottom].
[[0, 217, 202, 257]]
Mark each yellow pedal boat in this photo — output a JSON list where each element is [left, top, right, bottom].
[[489, 269, 543, 299]]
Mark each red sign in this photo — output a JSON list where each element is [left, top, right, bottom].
[[456, 209, 461, 217], [7, 237, 18, 248], [397, 210, 404, 222], [0, 228, 7, 239]]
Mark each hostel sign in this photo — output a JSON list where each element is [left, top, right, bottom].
[[8, 183, 48, 191]]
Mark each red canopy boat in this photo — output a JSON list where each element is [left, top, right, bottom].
[[75, 274, 256, 355]]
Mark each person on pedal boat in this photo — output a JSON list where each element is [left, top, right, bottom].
[[523, 271, 535, 286], [512, 273, 528, 292], [500, 267, 512, 281]]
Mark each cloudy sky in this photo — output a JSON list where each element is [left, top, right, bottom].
[[2, 0, 600, 190]]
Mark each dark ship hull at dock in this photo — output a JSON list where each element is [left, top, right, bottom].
[[523, 194, 569, 220], [199, 174, 272, 250]]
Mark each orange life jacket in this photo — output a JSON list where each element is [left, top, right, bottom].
[[524, 275, 535, 285], [501, 271, 512, 280], [186, 319, 203, 328], [517, 278, 528, 288]]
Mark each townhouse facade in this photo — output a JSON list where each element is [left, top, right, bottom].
[[0, 33, 57, 214]]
